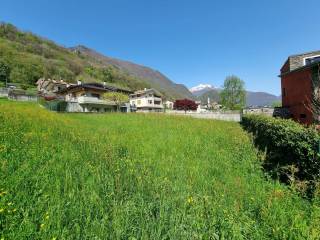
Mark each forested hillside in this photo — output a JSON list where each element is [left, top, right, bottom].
[[0, 23, 192, 99]]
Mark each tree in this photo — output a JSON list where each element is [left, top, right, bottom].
[[102, 92, 129, 111], [102, 66, 115, 83], [173, 99, 198, 113], [304, 64, 320, 123], [220, 75, 246, 110], [0, 60, 11, 86], [271, 101, 282, 108]]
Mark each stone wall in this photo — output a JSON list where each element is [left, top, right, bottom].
[[0, 88, 8, 98], [165, 110, 241, 122], [243, 107, 274, 116], [8, 94, 38, 102]]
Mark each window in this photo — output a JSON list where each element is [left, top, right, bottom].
[[300, 114, 306, 119], [154, 100, 161, 105], [137, 100, 141, 105], [91, 93, 100, 99], [148, 100, 153, 104], [282, 88, 286, 97], [305, 56, 320, 65]]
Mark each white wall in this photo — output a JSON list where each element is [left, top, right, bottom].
[[166, 110, 242, 122], [130, 95, 163, 109]]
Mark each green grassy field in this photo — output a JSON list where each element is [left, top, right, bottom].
[[1, 100, 320, 239]]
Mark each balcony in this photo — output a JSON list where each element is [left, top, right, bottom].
[[137, 102, 164, 109], [76, 96, 116, 105]]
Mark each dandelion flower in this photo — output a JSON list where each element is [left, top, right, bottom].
[[40, 223, 45, 228], [187, 196, 193, 204]]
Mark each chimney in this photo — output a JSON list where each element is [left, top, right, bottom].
[[77, 80, 82, 85]]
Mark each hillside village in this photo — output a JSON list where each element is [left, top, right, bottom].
[[0, 23, 281, 117], [3, 46, 320, 125]]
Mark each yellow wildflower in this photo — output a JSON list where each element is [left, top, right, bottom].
[[40, 223, 45, 228], [0, 208, 4, 213], [187, 196, 193, 204], [0, 191, 7, 196]]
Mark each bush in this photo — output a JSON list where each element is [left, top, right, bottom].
[[242, 114, 320, 184], [43, 99, 67, 112], [173, 99, 198, 111]]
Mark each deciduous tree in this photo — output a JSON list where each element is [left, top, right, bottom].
[[173, 99, 198, 113], [220, 75, 246, 110], [0, 60, 10, 86], [103, 92, 129, 111]]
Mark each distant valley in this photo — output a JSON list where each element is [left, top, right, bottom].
[[190, 84, 280, 107]]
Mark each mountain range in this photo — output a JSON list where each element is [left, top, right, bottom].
[[0, 23, 192, 100], [69, 45, 193, 99], [189, 84, 215, 96], [190, 84, 280, 107]]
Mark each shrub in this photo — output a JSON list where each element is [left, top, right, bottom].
[[173, 99, 198, 112], [43, 99, 67, 112], [242, 114, 320, 184]]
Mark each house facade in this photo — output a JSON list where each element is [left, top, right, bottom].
[[57, 82, 132, 113], [164, 100, 174, 110], [129, 88, 164, 112], [280, 50, 320, 124]]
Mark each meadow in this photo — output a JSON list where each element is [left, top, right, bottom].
[[1, 99, 320, 239]]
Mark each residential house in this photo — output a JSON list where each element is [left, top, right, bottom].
[[130, 88, 164, 112], [164, 100, 174, 110], [280, 50, 320, 124], [57, 82, 132, 112]]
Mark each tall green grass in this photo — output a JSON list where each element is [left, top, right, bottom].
[[1, 100, 320, 239]]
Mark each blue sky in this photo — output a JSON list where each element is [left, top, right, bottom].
[[1, 0, 320, 95]]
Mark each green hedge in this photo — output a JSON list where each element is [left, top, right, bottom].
[[242, 114, 320, 183], [39, 99, 67, 112]]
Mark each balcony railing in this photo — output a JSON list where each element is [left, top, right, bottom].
[[72, 96, 116, 105], [137, 103, 164, 108]]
